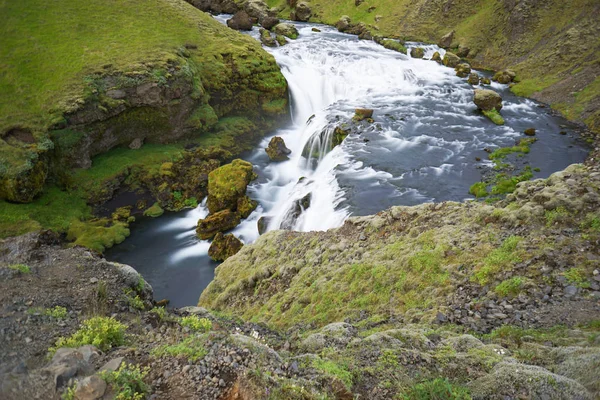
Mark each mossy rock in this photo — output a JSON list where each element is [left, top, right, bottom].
[[207, 159, 257, 214], [0, 159, 48, 203], [474, 89, 503, 112], [196, 209, 241, 240], [410, 47, 425, 59], [379, 39, 407, 54], [144, 202, 164, 218], [431, 51, 442, 63], [265, 136, 291, 162], [208, 232, 243, 262], [455, 63, 471, 78], [272, 23, 299, 40], [442, 52, 461, 68], [237, 196, 258, 219]]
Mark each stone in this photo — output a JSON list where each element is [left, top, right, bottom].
[[265, 136, 291, 161], [564, 285, 578, 297], [293, 1, 311, 21], [335, 15, 352, 32], [261, 16, 279, 30], [456, 45, 470, 57], [208, 232, 244, 262], [276, 35, 287, 46], [455, 63, 471, 78], [226, 10, 253, 31], [524, 128, 536, 136], [128, 138, 143, 150], [257, 216, 271, 235], [237, 196, 258, 219], [259, 28, 277, 47], [207, 159, 256, 214], [197, 210, 242, 240], [468, 72, 480, 85], [99, 357, 123, 373], [473, 89, 503, 111], [353, 108, 374, 121], [272, 23, 299, 39], [431, 51, 442, 63], [442, 52, 461, 68], [493, 70, 516, 84], [74, 375, 107, 400], [438, 30, 455, 48], [410, 47, 425, 58], [45, 348, 95, 388], [311, 27, 321, 32]]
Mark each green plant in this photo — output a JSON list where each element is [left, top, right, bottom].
[[45, 306, 68, 319], [152, 336, 208, 362], [312, 357, 353, 389], [100, 363, 149, 400], [61, 384, 76, 400], [494, 276, 525, 297], [401, 378, 471, 400], [179, 315, 212, 332], [563, 268, 590, 288], [124, 289, 145, 310], [545, 206, 569, 227], [149, 306, 167, 321], [469, 182, 488, 198], [378, 349, 399, 368], [8, 263, 31, 273], [472, 236, 522, 285], [51, 316, 126, 353]]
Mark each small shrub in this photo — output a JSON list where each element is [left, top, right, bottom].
[[61, 384, 76, 400], [494, 276, 525, 297], [152, 336, 208, 362], [401, 378, 471, 400], [124, 290, 145, 310], [149, 306, 167, 321], [179, 315, 212, 332], [45, 306, 68, 319], [100, 363, 149, 400], [8, 263, 31, 273], [51, 316, 126, 353]]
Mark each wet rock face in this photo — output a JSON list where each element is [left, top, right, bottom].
[[227, 10, 253, 31], [259, 28, 277, 47], [196, 209, 242, 240], [265, 136, 291, 161], [474, 89, 503, 111], [410, 47, 425, 58], [208, 232, 244, 261], [468, 72, 480, 85]]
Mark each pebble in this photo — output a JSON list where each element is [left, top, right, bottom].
[[89, 277, 98, 284]]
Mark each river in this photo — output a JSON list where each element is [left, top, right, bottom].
[[106, 20, 589, 307]]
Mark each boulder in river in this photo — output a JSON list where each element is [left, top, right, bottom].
[[442, 52, 461, 68], [353, 108, 374, 121], [291, 1, 311, 21], [455, 63, 471, 78], [493, 69, 517, 84], [524, 128, 536, 136], [226, 10, 253, 31], [410, 47, 425, 58], [468, 72, 480, 85], [237, 195, 258, 218], [280, 192, 312, 230], [438, 30, 455, 48], [259, 28, 277, 47], [276, 35, 287, 46], [431, 51, 442, 63], [261, 16, 279, 30], [197, 209, 241, 240], [473, 89, 503, 111], [480, 76, 491, 85], [265, 136, 292, 161], [332, 125, 350, 147], [273, 23, 299, 39], [335, 15, 352, 32], [208, 232, 243, 261], [207, 159, 257, 214], [257, 216, 271, 235]]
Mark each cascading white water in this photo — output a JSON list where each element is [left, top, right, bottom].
[[107, 19, 588, 306]]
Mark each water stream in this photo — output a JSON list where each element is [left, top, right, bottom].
[[106, 20, 589, 307]]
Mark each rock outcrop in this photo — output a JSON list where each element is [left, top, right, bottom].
[[226, 10, 253, 30], [410, 47, 425, 58], [208, 232, 244, 261], [272, 22, 299, 39], [265, 136, 291, 161]]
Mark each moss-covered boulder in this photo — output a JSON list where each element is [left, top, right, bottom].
[[455, 63, 472, 78], [442, 52, 461, 68], [196, 209, 241, 240], [493, 70, 517, 84], [259, 28, 277, 47], [410, 47, 425, 58], [208, 232, 244, 261], [0, 159, 48, 203], [143, 202, 164, 218], [353, 109, 374, 121], [273, 23, 299, 39], [291, 2, 312, 22], [207, 159, 257, 214], [438, 30, 455, 48], [431, 51, 442, 63], [378, 39, 407, 54], [468, 72, 480, 85], [469, 362, 592, 400], [237, 195, 258, 218], [474, 89, 503, 112], [265, 136, 291, 161]]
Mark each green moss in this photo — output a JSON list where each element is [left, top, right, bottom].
[[490, 169, 533, 195], [311, 357, 353, 389], [207, 159, 256, 213], [8, 263, 31, 273], [472, 236, 522, 285], [179, 315, 212, 332], [563, 268, 590, 289], [482, 109, 505, 125], [380, 40, 407, 54], [66, 219, 130, 253], [545, 206, 570, 227], [469, 182, 489, 198], [144, 202, 164, 218], [489, 138, 536, 165], [400, 378, 471, 400]]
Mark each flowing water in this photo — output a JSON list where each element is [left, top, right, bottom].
[[106, 20, 589, 307]]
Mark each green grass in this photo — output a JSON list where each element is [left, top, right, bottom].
[[100, 363, 149, 400], [545, 206, 570, 227], [152, 336, 208, 362], [563, 267, 590, 289], [472, 236, 522, 285], [469, 182, 489, 198], [179, 315, 212, 332], [8, 263, 31, 273], [311, 357, 354, 389], [400, 378, 471, 400], [489, 138, 536, 165], [482, 109, 504, 125], [494, 276, 525, 297], [490, 168, 533, 195]]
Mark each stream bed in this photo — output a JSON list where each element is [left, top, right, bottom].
[[106, 20, 589, 307]]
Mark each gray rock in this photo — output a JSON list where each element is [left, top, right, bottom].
[[99, 357, 123, 373], [564, 285, 579, 297], [74, 375, 107, 400], [128, 138, 143, 150], [438, 30, 455, 48]]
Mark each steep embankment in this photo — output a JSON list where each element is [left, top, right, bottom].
[[271, 0, 600, 132], [0, 0, 288, 249]]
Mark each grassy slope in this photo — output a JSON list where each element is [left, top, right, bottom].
[[273, 0, 600, 132]]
